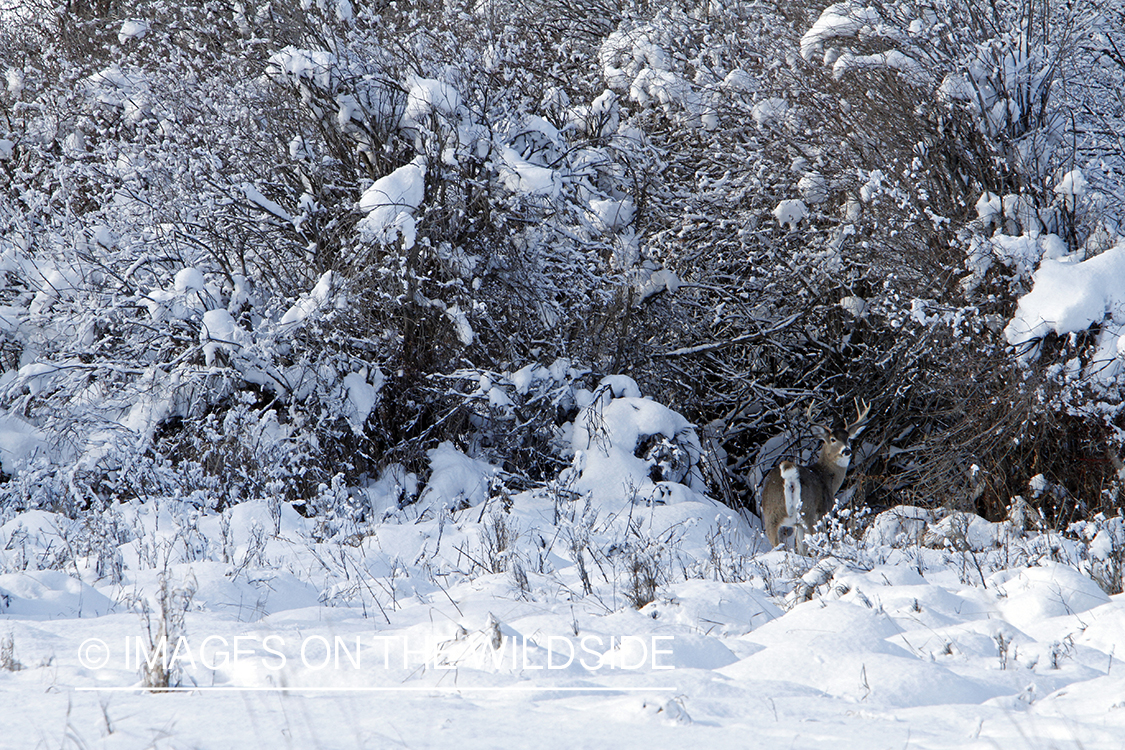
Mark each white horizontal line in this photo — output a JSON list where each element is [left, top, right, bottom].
[[75, 685, 677, 693]]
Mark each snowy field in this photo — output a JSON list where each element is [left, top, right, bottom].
[[3, 378, 1125, 749]]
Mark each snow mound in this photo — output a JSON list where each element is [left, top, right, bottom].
[[1005, 240, 1125, 361], [2, 443, 1125, 747], [571, 384, 704, 503], [402, 77, 461, 128], [801, 4, 930, 84], [568, 90, 620, 138], [652, 579, 781, 636], [419, 442, 499, 510], [0, 570, 115, 618], [864, 504, 934, 547], [589, 198, 635, 231], [0, 409, 45, 475], [200, 309, 250, 366], [357, 156, 426, 248], [923, 511, 1012, 551], [280, 269, 334, 326], [831, 50, 929, 83], [118, 19, 149, 44], [343, 369, 383, 435], [1055, 168, 1088, 197], [634, 266, 681, 303], [772, 199, 808, 230], [598, 23, 711, 126], [140, 266, 218, 322], [497, 147, 560, 198], [266, 47, 336, 89], [990, 563, 1110, 632], [726, 599, 1001, 708], [751, 97, 788, 128], [800, 3, 880, 63]]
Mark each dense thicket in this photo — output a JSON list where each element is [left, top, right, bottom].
[[2, 0, 1123, 531]]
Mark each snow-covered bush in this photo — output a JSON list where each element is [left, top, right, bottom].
[[1071, 513, 1125, 594], [1, 0, 1122, 553], [593, 0, 1125, 529], [0, 0, 682, 518], [137, 570, 196, 689]]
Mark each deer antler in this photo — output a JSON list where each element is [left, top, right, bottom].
[[847, 398, 871, 438], [804, 399, 832, 439]]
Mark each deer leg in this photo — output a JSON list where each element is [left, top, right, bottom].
[[793, 524, 807, 555]]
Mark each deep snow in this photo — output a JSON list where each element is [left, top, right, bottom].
[[3, 380, 1125, 748]]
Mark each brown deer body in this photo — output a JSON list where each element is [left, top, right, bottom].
[[760, 400, 869, 554]]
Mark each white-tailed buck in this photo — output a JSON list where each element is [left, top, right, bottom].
[[760, 399, 870, 554]]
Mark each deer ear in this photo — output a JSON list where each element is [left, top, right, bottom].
[[811, 424, 832, 439]]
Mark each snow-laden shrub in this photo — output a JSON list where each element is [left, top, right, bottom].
[[1071, 513, 1125, 594], [2, 0, 1123, 543], [137, 570, 196, 689], [636, 0, 1122, 522], [569, 375, 707, 505], [0, 632, 21, 672], [800, 0, 1083, 187], [0, 0, 684, 518]]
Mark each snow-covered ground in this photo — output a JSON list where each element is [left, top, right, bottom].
[[3, 381, 1124, 748]]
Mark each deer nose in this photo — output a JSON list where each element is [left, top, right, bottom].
[[842, 446, 852, 457]]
